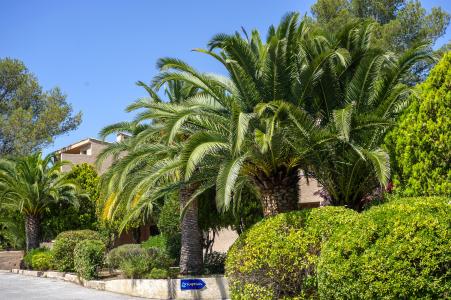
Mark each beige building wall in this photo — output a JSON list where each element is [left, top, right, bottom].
[[57, 139, 114, 174]]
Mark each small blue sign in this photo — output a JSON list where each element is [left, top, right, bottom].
[[181, 279, 206, 290]]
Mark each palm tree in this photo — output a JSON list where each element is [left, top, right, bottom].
[[97, 81, 206, 274], [0, 152, 80, 250], [282, 39, 435, 210], [153, 16, 434, 213], [151, 13, 353, 216]]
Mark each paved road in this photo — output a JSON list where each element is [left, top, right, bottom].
[[0, 272, 143, 300]]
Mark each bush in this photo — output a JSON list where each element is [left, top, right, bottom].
[[385, 52, 451, 197], [32, 251, 54, 271], [74, 239, 105, 280], [24, 248, 45, 269], [24, 248, 53, 270], [318, 197, 451, 299], [119, 250, 151, 279], [204, 251, 226, 274], [157, 194, 181, 262], [107, 244, 174, 279], [226, 207, 357, 299], [105, 244, 141, 269], [142, 235, 166, 251], [53, 230, 102, 272], [146, 268, 169, 279]]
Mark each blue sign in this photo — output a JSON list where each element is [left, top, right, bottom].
[[180, 279, 206, 290]]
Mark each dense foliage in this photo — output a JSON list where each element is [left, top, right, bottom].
[[31, 250, 54, 271], [74, 239, 106, 280], [42, 163, 100, 240], [386, 52, 451, 197], [23, 248, 48, 269], [52, 230, 102, 272], [0, 58, 81, 156], [105, 244, 142, 269], [107, 245, 173, 279], [204, 251, 226, 275], [226, 207, 357, 299], [318, 197, 451, 299]]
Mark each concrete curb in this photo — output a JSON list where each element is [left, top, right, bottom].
[[4, 269, 230, 299]]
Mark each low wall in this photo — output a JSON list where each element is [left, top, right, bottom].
[[0, 251, 23, 270], [8, 269, 230, 300]]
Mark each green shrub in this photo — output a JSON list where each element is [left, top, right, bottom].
[[119, 251, 150, 279], [146, 268, 169, 279], [226, 207, 357, 299], [110, 245, 174, 279], [23, 248, 46, 269], [157, 194, 181, 262], [385, 52, 451, 197], [204, 251, 226, 274], [24, 248, 53, 270], [318, 197, 451, 299], [74, 239, 106, 280], [105, 244, 141, 269], [32, 251, 54, 271], [142, 235, 166, 251], [53, 230, 102, 272]]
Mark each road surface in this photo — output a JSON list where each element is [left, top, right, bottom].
[[0, 272, 142, 300]]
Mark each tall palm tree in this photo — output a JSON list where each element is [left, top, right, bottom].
[[0, 152, 80, 250], [97, 81, 207, 274], [150, 13, 353, 216]]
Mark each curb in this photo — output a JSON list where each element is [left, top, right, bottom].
[[4, 269, 230, 299]]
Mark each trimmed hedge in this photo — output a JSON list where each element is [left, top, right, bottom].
[[226, 206, 357, 299], [53, 230, 102, 272], [318, 197, 451, 299], [74, 239, 106, 280]]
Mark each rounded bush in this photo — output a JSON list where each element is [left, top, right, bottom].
[[53, 230, 102, 272], [318, 197, 451, 299], [105, 244, 141, 269], [32, 251, 54, 271], [23, 248, 47, 269], [74, 239, 106, 280], [226, 206, 357, 299]]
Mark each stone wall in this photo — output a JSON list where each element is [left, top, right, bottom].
[[0, 251, 23, 270]]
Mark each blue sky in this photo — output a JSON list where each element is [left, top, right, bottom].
[[1, 0, 450, 154]]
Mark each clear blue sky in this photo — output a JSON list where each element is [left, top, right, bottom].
[[1, 0, 450, 154]]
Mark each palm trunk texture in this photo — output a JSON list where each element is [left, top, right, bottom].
[[179, 184, 203, 275], [25, 215, 40, 251], [254, 170, 299, 217]]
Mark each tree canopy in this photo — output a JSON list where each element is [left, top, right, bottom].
[[0, 58, 81, 156]]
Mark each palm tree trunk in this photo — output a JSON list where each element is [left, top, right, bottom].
[[25, 215, 40, 251], [179, 184, 203, 275], [254, 170, 299, 217]]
